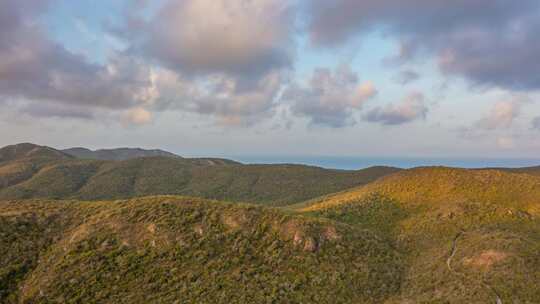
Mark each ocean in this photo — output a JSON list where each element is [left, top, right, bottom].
[[229, 156, 540, 170]]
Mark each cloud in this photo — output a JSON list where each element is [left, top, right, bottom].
[[307, 0, 540, 90], [18, 103, 96, 120], [364, 92, 428, 125], [107, 0, 296, 125], [0, 0, 159, 118], [141, 67, 286, 126], [282, 65, 377, 127], [475, 96, 530, 130], [476, 101, 520, 130], [121, 0, 295, 79], [123, 107, 152, 125], [496, 136, 515, 149], [0, 0, 289, 126], [532, 117, 540, 130], [394, 70, 420, 85], [458, 95, 531, 144]]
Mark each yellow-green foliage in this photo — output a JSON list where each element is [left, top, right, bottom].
[[301, 167, 540, 212], [301, 167, 540, 303], [0, 196, 403, 304]]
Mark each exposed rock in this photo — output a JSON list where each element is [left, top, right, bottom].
[[193, 225, 204, 236], [463, 250, 509, 269], [322, 226, 341, 241], [303, 237, 318, 252]]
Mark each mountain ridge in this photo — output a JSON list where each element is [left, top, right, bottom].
[[62, 146, 182, 161], [0, 143, 401, 205], [0, 143, 73, 163]]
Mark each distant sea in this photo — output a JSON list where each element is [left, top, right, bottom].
[[229, 156, 540, 170]]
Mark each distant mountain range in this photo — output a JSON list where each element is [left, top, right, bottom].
[[0, 143, 399, 205]]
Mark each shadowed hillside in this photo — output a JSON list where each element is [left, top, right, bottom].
[[62, 147, 182, 161], [498, 165, 540, 177], [0, 144, 400, 205], [298, 167, 540, 303], [0, 196, 402, 303]]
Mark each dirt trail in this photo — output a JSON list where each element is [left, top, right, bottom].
[[446, 232, 503, 304], [446, 232, 463, 271]]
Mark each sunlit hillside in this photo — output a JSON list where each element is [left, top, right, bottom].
[[299, 167, 540, 303]]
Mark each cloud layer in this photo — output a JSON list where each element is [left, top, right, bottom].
[[364, 92, 428, 125], [307, 0, 540, 90], [1, 0, 539, 135], [123, 0, 294, 79], [0, 0, 163, 124], [283, 65, 377, 127]]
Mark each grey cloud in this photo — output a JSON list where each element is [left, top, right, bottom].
[[0, 0, 159, 121], [120, 0, 295, 80], [144, 67, 287, 126], [307, 0, 540, 90], [105, 0, 297, 126], [283, 65, 377, 128], [532, 117, 540, 130], [476, 102, 520, 130], [19, 103, 96, 120], [364, 92, 428, 125], [475, 95, 530, 130], [394, 70, 420, 85]]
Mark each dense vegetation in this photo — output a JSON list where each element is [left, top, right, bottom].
[[1, 144, 539, 303], [0, 144, 400, 206], [300, 167, 540, 303], [0, 196, 402, 303]]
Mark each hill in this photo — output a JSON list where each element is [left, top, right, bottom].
[[0, 196, 402, 303], [0, 143, 72, 164], [0, 144, 400, 206], [298, 167, 540, 303], [299, 166, 540, 211], [498, 165, 540, 177], [62, 147, 181, 161]]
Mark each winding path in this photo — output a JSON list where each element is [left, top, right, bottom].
[[446, 232, 463, 272], [446, 232, 503, 304]]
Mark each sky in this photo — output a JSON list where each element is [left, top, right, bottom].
[[1, 0, 540, 159]]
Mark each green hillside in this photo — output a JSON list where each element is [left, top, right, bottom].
[[1, 153, 539, 303], [0, 196, 402, 304], [0, 144, 400, 206], [299, 167, 540, 303]]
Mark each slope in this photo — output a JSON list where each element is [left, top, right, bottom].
[[0, 144, 401, 205], [0, 144, 74, 190], [298, 167, 540, 303], [0, 196, 402, 304], [0, 143, 72, 164]]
